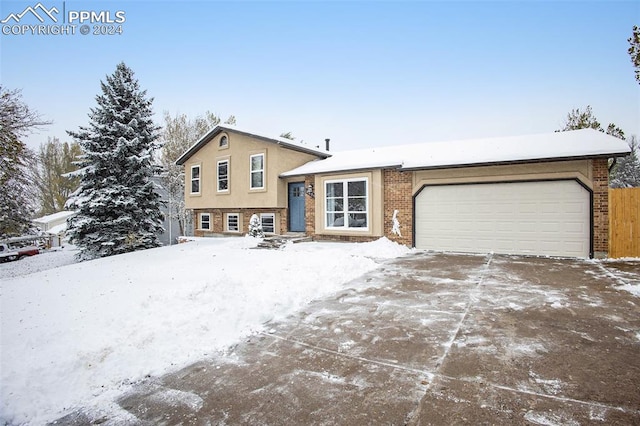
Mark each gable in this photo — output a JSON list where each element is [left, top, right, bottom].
[[181, 128, 323, 210], [175, 124, 330, 166]]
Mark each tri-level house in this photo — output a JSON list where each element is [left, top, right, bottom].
[[175, 125, 329, 236], [177, 125, 630, 259]]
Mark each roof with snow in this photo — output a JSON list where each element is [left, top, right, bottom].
[[47, 223, 68, 235], [175, 124, 331, 165], [281, 129, 631, 176], [32, 210, 77, 224]]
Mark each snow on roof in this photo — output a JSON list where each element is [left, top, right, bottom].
[[47, 223, 68, 235], [32, 210, 77, 224], [175, 123, 331, 165], [281, 129, 631, 176]]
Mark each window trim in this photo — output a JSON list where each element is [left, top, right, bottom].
[[226, 213, 240, 232], [199, 213, 211, 230], [324, 178, 369, 231], [217, 159, 229, 193], [190, 165, 201, 195], [260, 213, 275, 234], [219, 134, 229, 148], [250, 153, 265, 190]]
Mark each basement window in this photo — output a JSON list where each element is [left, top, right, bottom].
[[261, 213, 275, 234], [227, 213, 239, 232], [199, 213, 211, 230]]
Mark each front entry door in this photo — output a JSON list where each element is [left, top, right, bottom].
[[288, 182, 306, 232]]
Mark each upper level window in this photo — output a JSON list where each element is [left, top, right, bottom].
[[190, 165, 201, 194], [325, 178, 368, 230], [219, 135, 228, 148], [217, 160, 229, 192], [250, 154, 265, 189]]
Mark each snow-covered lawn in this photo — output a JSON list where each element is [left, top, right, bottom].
[[0, 237, 410, 425]]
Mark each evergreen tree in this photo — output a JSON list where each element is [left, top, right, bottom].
[[557, 105, 601, 131], [610, 136, 640, 188], [248, 214, 264, 238], [629, 25, 640, 84], [556, 105, 632, 187], [66, 62, 164, 259], [557, 105, 625, 139], [279, 132, 295, 140]]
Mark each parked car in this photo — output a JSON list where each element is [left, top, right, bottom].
[[0, 243, 40, 262]]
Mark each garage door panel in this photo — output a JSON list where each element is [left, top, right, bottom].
[[415, 181, 590, 258]]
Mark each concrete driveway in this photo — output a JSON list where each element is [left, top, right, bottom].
[[55, 253, 640, 425]]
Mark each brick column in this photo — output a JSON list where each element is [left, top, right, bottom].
[[592, 158, 609, 258], [383, 169, 413, 247], [279, 210, 288, 234], [213, 210, 223, 233], [304, 175, 316, 238]]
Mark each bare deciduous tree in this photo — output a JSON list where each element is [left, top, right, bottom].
[[159, 111, 221, 236], [35, 137, 82, 215], [0, 85, 50, 236]]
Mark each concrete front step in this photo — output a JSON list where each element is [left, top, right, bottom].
[[256, 235, 312, 249]]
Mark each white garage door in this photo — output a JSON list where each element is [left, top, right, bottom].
[[415, 180, 590, 258]]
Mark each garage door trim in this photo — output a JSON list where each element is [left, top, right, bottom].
[[412, 178, 594, 258]]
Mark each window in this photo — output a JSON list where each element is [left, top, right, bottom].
[[250, 153, 265, 189], [219, 135, 228, 147], [217, 160, 229, 192], [190, 165, 201, 194], [325, 178, 368, 229], [261, 213, 275, 233], [227, 213, 239, 232], [199, 213, 211, 230]]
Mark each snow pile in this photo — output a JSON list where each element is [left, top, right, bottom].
[[599, 259, 640, 298], [618, 283, 640, 297], [0, 237, 409, 424]]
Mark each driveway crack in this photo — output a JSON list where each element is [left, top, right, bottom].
[[428, 253, 494, 380], [406, 253, 494, 425]]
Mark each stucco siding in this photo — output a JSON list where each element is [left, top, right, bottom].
[[183, 131, 320, 210], [311, 170, 384, 238], [412, 160, 593, 193]]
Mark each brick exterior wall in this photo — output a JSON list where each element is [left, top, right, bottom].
[[194, 161, 609, 257], [305, 170, 414, 246], [592, 158, 609, 257], [193, 208, 288, 236], [304, 175, 316, 237], [383, 169, 413, 246]]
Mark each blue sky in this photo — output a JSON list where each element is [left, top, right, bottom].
[[1, 0, 638, 152]]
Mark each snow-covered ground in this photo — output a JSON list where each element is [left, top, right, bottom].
[[0, 237, 410, 425]]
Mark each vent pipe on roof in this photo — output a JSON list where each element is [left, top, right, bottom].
[[325, 138, 330, 151]]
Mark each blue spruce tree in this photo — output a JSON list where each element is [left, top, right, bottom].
[[66, 62, 164, 259]]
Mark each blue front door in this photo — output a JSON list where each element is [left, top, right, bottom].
[[288, 182, 306, 232]]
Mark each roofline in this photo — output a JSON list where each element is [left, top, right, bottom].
[[280, 162, 404, 177], [175, 125, 331, 165], [282, 152, 629, 176], [399, 152, 630, 172]]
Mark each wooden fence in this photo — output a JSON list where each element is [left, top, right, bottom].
[[609, 188, 640, 258]]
